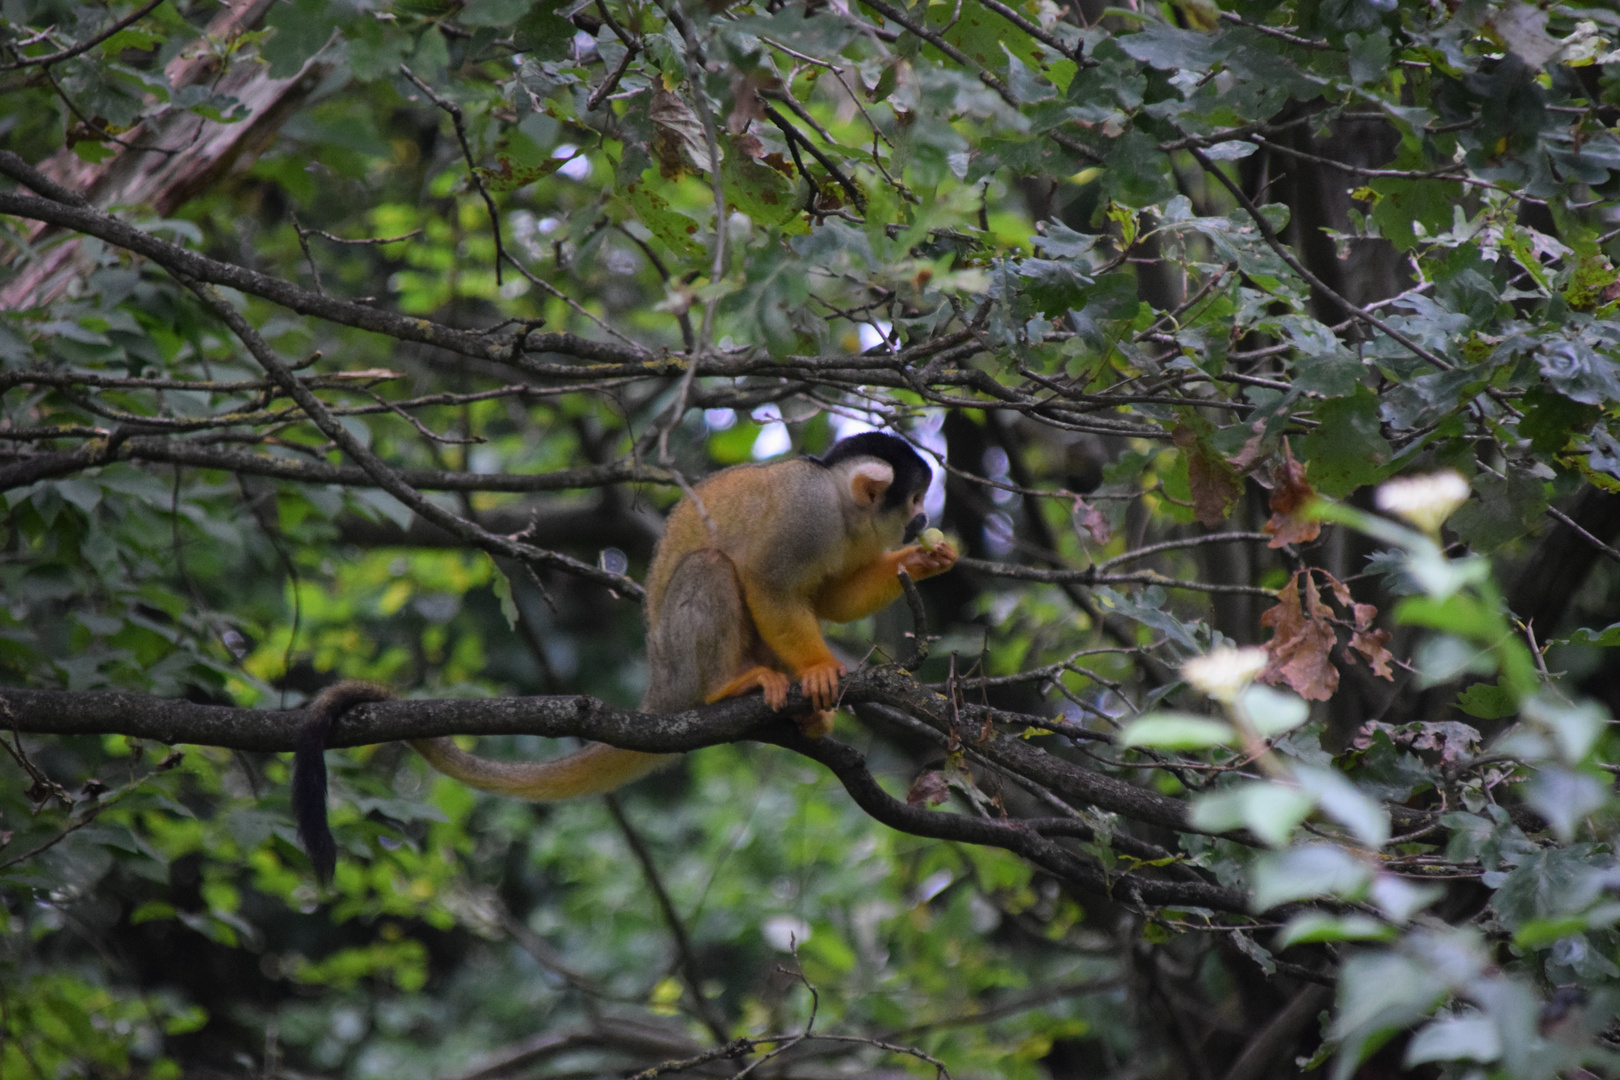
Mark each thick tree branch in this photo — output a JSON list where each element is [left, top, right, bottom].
[[0, 669, 1198, 836], [0, 673, 1250, 912]]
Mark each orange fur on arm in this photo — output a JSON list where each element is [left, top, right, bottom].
[[813, 550, 910, 623]]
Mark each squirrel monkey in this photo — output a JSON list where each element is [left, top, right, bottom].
[[293, 431, 958, 880]]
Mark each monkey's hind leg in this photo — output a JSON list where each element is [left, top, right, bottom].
[[647, 550, 832, 736], [646, 550, 781, 710]]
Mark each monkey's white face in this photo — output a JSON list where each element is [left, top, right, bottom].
[[842, 460, 929, 545], [898, 486, 928, 544], [902, 487, 926, 521]]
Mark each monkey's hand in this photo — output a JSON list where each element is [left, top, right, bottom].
[[799, 659, 846, 711], [896, 540, 958, 581]]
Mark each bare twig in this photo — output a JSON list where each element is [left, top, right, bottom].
[[898, 569, 931, 670], [399, 64, 507, 285]]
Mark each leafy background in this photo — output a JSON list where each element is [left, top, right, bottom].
[[4, 0, 1620, 1077]]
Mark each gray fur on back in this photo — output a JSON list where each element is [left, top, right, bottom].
[[642, 549, 752, 712]]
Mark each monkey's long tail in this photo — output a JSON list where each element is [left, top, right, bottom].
[[293, 680, 395, 883], [410, 740, 670, 800]]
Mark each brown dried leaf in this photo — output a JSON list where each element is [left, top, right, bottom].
[[1174, 424, 1242, 527], [1325, 574, 1394, 681], [651, 88, 718, 179], [1259, 571, 1340, 701], [1351, 602, 1378, 632], [1263, 443, 1320, 549], [1073, 497, 1112, 545], [1225, 418, 1270, 474], [906, 770, 950, 807], [1350, 627, 1395, 679], [1303, 571, 1331, 619], [727, 72, 774, 134]]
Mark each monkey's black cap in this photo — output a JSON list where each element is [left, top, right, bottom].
[[813, 432, 932, 511]]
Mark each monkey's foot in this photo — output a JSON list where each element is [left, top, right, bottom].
[[799, 661, 846, 711], [796, 710, 835, 738], [710, 666, 792, 710]]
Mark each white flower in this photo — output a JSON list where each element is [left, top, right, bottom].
[[761, 915, 812, 952], [1181, 646, 1269, 705], [1376, 470, 1471, 535]]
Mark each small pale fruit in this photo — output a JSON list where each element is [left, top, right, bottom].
[[920, 527, 946, 552]]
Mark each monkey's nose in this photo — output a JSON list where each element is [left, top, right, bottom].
[[903, 513, 927, 543]]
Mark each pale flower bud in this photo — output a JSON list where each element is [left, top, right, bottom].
[[1181, 646, 1269, 705], [1375, 470, 1470, 535]]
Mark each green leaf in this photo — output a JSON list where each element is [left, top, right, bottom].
[[1299, 387, 1394, 498], [1521, 692, 1610, 762], [1456, 681, 1517, 720], [622, 175, 706, 263], [1366, 174, 1463, 252], [1512, 915, 1591, 949], [1276, 912, 1395, 948], [261, 0, 338, 78], [1295, 765, 1390, 849], [488, 558, 520, 629], [1568, 621, 1620, 647], [1237, 684, 1308, 737], [1409, 634, 1496, 688], [1448, 467, 1546, 554], [721, 143, 802, 226], [1250, 844, 1372, 910], [1537, 337, 1620, 406], [1345, 31, 1392, 88], [1119, 713, 1234, 749], [1404, 1014, 1501, 1066], [1114, 23, 1232, 72], [1190, 781, 1313, 848], [1368, 876, 1444, 921], [1331, 950, 1453, 1079], [511, 0, 574, 57], [1524, 767, 1607, 842], [1392, 592, 1496, 637], [460, 0, 532, 25], [1518, 387, 1600, 454], [1012, 258, 1095, 316]]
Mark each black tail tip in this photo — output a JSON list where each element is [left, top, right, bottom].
[[306, 834, 336, 886], [292, 759, 338, 885]]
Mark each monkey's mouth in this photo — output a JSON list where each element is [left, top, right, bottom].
[[904, 514, 927, 543]]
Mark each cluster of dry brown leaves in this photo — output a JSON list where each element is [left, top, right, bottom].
[[1257, 448, 1394, 701], [1260, 569, 1395, 701]]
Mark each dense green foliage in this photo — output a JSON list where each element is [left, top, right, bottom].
[[6, 0, 1620, 1076]]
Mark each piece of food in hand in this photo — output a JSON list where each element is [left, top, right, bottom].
[[919, 527, 946, 552]]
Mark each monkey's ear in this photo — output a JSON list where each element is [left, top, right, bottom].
[[848, 461, 894, 506]]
